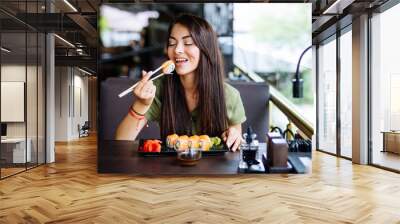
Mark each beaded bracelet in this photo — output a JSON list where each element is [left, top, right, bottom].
[[129, 106, 145, 119], [128, 106, 147, 130]]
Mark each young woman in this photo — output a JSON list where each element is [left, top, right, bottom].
[[115, 14, 246, 151]]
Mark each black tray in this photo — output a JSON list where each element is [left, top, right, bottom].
[[138, 139, 229, 156]]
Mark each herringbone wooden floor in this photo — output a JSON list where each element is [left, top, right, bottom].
[[1, 135, 400, 224]]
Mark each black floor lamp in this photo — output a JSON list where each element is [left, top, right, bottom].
[[293, 45, 312, 98]]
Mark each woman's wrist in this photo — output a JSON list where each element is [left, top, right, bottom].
[[131, 101, 150, 115]]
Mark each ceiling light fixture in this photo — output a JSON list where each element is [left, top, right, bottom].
[[78, 67, 92, 76], [63, 0, 78, 12], [1, 47, 11, 53], [322, 0, 355, 15], [54, 34, 75, 48]]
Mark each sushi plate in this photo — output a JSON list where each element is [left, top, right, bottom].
[[138, 139, 229, 157]]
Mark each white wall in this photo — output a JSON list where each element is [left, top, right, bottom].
[[55, 67, 89, 141], [72, 73, 89, 138], [1, 65, 38, 138], [1, 64, 46, 164], [55, 66, 69, 141]]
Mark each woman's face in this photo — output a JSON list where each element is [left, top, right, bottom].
[[167, 23, 200, 76]]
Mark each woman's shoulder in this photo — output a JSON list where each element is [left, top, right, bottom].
[[223, 82, 242, 109], [223, 82, 246, 125], [223, 82, 240, 97]]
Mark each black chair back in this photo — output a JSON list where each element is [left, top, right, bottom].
[[100, 77, 160, 140], [229, 82, 269, 142]]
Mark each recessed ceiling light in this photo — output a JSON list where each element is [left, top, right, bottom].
[[54, 34, 75, 48], [323, 0, 355, 15], [63, 0, 78, 12], [1, 47, 11, 53], [78, 67, 92, 76]]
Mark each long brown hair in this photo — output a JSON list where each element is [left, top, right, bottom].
[[160, 14, 228, 140]]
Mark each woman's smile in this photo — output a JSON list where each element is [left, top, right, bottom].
[[174, 57, 189, 67]]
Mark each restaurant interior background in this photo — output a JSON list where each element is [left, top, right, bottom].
[[98, 3, 313, 174]]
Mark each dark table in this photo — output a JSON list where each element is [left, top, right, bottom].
[[98, 140, 247, 175], [98, 141, 311, 175]]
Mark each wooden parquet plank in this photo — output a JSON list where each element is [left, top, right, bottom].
[[1, 134, 400, 223]]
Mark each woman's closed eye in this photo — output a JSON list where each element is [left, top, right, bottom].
[[168, 42, 177, 47], [168, 42, 193, 47]]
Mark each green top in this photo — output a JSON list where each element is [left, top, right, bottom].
[[145, 77, 246, 135]]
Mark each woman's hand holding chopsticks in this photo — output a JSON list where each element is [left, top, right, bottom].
[[131, 70, 156, 115]]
